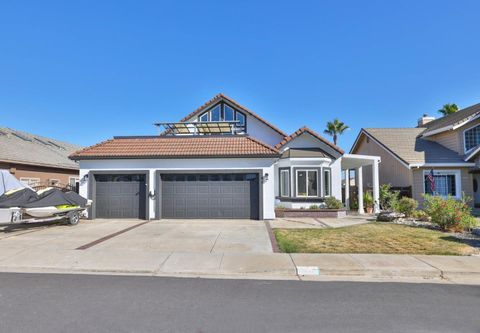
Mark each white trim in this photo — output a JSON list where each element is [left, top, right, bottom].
[[19, 177, 40, 186], [462, 122, 480, 155], [280, 169, 290, 197], [295, 169, 319, 197], [421, 125, 454, 137], [410, 162, 475, 168], [464, 145, 480, 162], [422, 169, 462, 199], [351, 130, 410, 169], [323, 168, 331, 197], [286, 157, 332, 162]]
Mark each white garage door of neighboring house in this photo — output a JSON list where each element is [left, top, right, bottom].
[[160, 173, 260, 219]]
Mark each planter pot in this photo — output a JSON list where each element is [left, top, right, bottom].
[[366, 207, 374, 214]]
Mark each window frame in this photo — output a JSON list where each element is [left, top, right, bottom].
[[295, 169, 319, 197], [69, 176, 80, 187], [197, 102, 247, 133], [19, 177, 40, 187], [323, 168, 331, 197], [422, 169, 461, 199], [463, 124, 480, 154], [279, 168, 290, 197]]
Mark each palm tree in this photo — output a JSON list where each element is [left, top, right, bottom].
[[438, 103, 459, 116], [324, 119, 349, 146]]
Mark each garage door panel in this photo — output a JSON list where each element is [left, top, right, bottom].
[[161, 173, 259, 219], [94, 174, 146, 219]]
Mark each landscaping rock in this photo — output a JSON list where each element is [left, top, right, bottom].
[[377, 211, 405, 222], [473, 228, 480, 237]]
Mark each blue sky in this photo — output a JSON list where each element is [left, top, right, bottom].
[[1, 0, 479, 151]]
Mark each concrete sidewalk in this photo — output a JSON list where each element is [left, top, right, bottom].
[[0, 247, 479, 285]]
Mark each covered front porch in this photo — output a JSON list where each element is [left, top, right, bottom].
[[341, 154, 381, 214]]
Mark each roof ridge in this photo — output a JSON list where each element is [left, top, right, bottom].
[[245, 135, 280, 154], [275, 126, 344, 154]]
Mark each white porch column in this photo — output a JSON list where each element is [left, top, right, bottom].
[[372, 160, 380, 213], [345, 169, 350, 210], [357, 166, 364, 214]]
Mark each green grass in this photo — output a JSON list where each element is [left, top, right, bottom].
[[274, 223, 478, 256]]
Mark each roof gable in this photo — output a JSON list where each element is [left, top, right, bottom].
[[422, 103, 480, 136], [179, 94, 287, 137], [275, 127, 344, 158], [353, 128, 467, 166]]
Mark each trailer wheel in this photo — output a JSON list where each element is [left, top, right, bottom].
[[68, 212, 80, 225]]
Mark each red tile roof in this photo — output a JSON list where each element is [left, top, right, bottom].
[[178, 93, 288, 137], [275, 126, 344, 154], [70, 135, 280, 160]]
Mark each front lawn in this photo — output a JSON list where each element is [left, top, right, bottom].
[[274, 223, 478, 255]]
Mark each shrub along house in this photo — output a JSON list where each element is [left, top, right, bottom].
[[70, 94, 380, 220], [351, 102, 480, 207]]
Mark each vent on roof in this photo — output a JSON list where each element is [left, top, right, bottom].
[[12, 132, 32, 141], [47, 140, 64, 149]]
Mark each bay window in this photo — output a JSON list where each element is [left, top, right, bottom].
[[296, 170, 318, 197], [280, 169, 290, 197], [323, 168, 331, 197]]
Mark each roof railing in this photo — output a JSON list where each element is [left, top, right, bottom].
[[154, 121, 244, 136]]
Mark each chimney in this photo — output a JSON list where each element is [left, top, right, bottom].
[[418, 114, 435, 127]]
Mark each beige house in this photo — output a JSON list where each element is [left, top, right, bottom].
[[351, 103, 480, 207]]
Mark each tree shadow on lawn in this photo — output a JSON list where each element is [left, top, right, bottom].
[[440, 235, 480, 250]]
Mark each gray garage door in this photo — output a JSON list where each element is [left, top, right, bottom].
[[160, 173, 259, 219], [94, 174, 147, 219]]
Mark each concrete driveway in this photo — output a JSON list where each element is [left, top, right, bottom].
[[0, 219, 273, 254]]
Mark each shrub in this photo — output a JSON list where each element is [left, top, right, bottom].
[[412, 210, 430, 221], [363, 191, 374, 209], [423, 194, 478, 232], [309, 204, 319, 210], [395, 197, 418, 217], [379, 184, 400, 211], [325, 197, 343, 209]]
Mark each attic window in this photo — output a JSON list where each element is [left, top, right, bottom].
[[464, 125, 480, 152], [198, 102, 246, 132]]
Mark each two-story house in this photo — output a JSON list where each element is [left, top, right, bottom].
[[351, 103, 480, 207], [70, 94, 380, 220]]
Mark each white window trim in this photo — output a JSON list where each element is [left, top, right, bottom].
[[323, 168, 331, 197], [295, 169, 319, 198], [19, 177, 40, 186], [463, 123, 480, 154], [422, 169, 461, 199], [280, 169, 290, 197], [69, 177, 80, 186]]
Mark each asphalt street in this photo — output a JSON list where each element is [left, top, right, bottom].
[[0, 273, 478, 333]]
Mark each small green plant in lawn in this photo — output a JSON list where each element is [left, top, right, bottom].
[[395, 197, 418, 217], [423, 193, 479, 232], [324, 197, 343, 209], [379, 184, 400, 211]]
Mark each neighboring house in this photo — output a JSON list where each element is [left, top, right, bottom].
[[0, 127, 81, 189], [71, 94, 379, 220], [351, 102, 480, 206]]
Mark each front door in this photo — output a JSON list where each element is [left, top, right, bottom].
[[473, 174, 480, 207]]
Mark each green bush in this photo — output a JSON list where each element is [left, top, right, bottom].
[[325, 197, 343, 209], [423, 194, 478, 232], [395, 197, 418, 217], [379, 184, 400, 211], [363, 191, 374, 209], [309, 204, 320, 209], [412, 210, 430, 221]]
